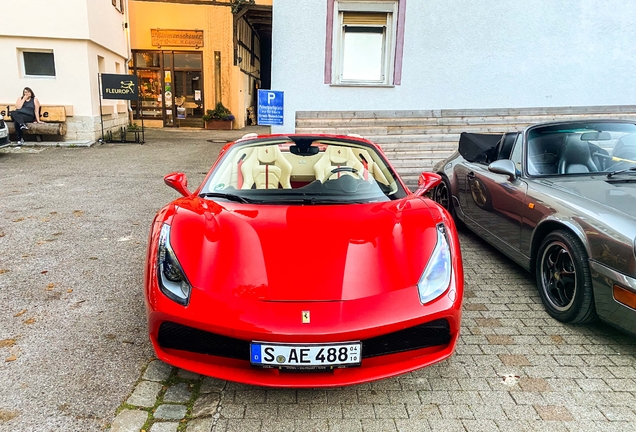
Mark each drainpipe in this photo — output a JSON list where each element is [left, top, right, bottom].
[[124, 0, 133, 125]]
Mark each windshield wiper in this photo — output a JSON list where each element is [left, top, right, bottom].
[[606, 166, 636, 179], [199, 192, 254, 203], [275, 197, 377, 205]]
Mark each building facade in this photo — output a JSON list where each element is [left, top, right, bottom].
[[271, 0, 636, 185], [0, 0, 130, 142], [128, 0, 272, 129], [0, 0, 272, 143]]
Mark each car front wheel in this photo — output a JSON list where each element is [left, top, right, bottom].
[[433, 176, 451, 211], [535, 230, 596, 324], [434, 175, 464, 229]]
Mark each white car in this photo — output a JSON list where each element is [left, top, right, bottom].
[[0, 119, 9, 148]]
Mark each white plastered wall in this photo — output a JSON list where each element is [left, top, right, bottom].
[[271, 0, 636, 133]]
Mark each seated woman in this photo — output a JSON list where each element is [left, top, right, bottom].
[[11, 87, 42, 144]]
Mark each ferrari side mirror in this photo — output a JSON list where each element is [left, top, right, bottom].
[[414, 172, 442, 197], [488, 160, 517, 181], [164, 172, 191, 197]]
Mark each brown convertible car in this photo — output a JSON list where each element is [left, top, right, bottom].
[[433, 120, 636, 334]]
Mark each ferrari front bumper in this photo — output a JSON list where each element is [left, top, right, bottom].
[[146, 275, 462, 387]]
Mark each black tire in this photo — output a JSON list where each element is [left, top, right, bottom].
[[433, 175, 464, 229], [433, 176, 452, 213], [535, 230, 597, 324]]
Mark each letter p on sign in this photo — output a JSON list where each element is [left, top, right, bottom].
[[267, 92, 276, 104]]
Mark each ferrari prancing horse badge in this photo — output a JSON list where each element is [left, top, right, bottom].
[[302, 311, 310, 324]]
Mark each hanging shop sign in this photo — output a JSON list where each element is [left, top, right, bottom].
[[151, 29, 204, 48], [101, 74, 139, 100]]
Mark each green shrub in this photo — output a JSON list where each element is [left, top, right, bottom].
[[202, 102, 235, 121]]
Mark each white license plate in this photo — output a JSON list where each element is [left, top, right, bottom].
[[250, 342, 361, 368]]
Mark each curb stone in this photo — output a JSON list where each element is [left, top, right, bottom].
[[154, 404, 187, 420], [110, 409, 148, 432], [150, 421, 180, 432], [127, 381, 163, 407]]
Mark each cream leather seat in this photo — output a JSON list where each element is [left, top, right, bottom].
[[313, 145, 364, 182], [241, 145, 292, 189], [213, 148, 254, 189], [354, 148, 390, 185]]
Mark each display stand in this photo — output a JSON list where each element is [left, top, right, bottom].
[[98, 73, 145, 144]]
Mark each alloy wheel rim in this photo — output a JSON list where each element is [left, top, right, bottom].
[[435, 182, 450, 210], [540, 241, 577, 311]]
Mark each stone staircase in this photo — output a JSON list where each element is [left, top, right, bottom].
[[296, 105, 636, 187]]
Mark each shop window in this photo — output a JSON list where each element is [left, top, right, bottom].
[[174, 53, 202, 69], [132, 50, 204, 127], [136, 52, 161, 68], [138, 70, 163, 119], [164, 53, 172, 68], [326, 0, 404, 86], [22, 51, 56, 77]]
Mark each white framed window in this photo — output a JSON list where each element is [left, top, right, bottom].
[[21, 50, 56, 77], [332, 1, 398, 86]]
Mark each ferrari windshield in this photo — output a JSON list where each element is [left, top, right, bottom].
[[526, 121, 636, 176], [202, 137, 407, 204]]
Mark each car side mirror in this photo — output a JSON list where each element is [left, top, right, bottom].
[[414, 172, 442, 197], [164, 172, 191, 197], [488, 159, 517, 181]]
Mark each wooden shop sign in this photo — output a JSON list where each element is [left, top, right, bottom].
[[151, 29, 204, 48]]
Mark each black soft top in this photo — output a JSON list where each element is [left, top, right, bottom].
[[458, 132, 519, 163]]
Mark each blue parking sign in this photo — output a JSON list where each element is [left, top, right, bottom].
[[258, 90, 284, 126]]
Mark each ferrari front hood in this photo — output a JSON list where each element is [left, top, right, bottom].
[[169, 198, 439, 302]]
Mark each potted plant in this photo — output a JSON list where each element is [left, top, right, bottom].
[[202, 102, 235, 130]]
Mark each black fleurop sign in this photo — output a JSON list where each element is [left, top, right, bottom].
[[101, 74, 139, 100]]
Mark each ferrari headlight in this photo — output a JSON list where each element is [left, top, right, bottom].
[[157, 224, 192, 306], [418, 224, 452, 304]]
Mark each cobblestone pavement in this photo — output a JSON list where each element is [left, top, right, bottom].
[[110, 233, 636, 431]]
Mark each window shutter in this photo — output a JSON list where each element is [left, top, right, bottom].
[[343, 12, 387, 26]]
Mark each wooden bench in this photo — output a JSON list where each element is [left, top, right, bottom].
[[1, 105, 68, 141]]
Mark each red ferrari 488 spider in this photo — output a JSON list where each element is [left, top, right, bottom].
[[144, 134, 463, 387]]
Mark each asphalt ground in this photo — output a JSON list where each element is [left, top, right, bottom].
[[1, 127, 636, 432], [0, 127, 266, 431]]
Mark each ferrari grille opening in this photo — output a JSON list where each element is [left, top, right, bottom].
[[157, 319, 451, 361], [361, 319, 451, 358], [158, 322, 250, 360]]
